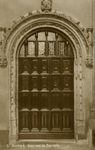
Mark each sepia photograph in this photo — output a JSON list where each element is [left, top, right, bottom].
[[0, 0, 94, 149]]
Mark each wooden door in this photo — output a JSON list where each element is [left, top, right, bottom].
[[19, 30, 74, 139]]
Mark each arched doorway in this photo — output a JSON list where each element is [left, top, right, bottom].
[[3, 10, 89, 144], [18, 28, 74, 139]]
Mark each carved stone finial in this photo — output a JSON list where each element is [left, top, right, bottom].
[[85, 56, 93, 68], [41, 0, 52, 12]]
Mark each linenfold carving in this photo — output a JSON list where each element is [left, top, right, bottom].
[[41, 0, 52, 12]]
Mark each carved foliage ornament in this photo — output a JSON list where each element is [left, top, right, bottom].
[[0, 42, 7, 67], [41, 0, 52, 11]]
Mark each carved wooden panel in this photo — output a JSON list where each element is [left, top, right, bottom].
[[51, 59, 60, 74], [41, 59, 48, 74], [62, 93, 74, 110], [62, 112, 74, 132], [41, 76, 48, 91], [51, 111, 61, 132], [40, 93, 49, 109], [20, 112, 30, 133], [51, 75, 60, 91], [31, 112, 39, 132], [19, 31, 74, 139], [20, 75, 30, 91], [31, 76, 39, 91], [51, 93, 61, 109], [31, 93, 39, 109], [63, 76, 73, 91], [23, 60, 29, 73], [63, 60, 70, 73], [31, 59, 38, 74], [41, 112, 49, 132], [19, 93, 30, 110], [62, 59, 73, 74]]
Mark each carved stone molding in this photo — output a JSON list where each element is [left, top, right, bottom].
[[0, 41, 7, 67], [85, 56, 93, 68], [10, 21, 82, 57], [0, 27, 6, 32], [86, 28, 93, 43], [3, 10, 91, 55], [41, 0, 52, 12], [1, 10, 92, 68]]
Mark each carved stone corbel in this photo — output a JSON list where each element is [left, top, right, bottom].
[[0, 56, 7, 67], [85, 56, 93, 68]]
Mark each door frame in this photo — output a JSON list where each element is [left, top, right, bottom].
[[5, 11, 88, 144]]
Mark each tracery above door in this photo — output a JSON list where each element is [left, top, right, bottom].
[[20, 31, 73, 57]]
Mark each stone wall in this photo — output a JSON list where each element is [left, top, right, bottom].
[[0, 0, 93, 28]]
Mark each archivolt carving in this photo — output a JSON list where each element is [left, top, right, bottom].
[[3, 11, 91, 52], [0, 10, 93, 68], [10, 21, 82, 58]]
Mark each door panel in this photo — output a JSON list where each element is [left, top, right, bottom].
[[19, 31, 74, 139]]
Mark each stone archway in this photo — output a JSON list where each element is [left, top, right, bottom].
[[0, 8, 93, 144]]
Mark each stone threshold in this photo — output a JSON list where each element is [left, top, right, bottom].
[[17, 139, 88, 145]]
